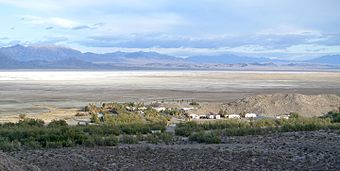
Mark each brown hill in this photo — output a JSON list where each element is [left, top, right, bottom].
[[223, 94, 340, 117]]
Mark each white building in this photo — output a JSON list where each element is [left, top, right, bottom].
[[228, 114, 241, 119], [215, 115, 221, 119], [154, 107, 166, 112], [276, 115, 290, 119], [181, 107, 193, 112], [245, 113, 257, 118], [126, 106, 136, 111], [138, 107, 147, 110], [208, 115, 215, 119], [189, 113, 200, 119]]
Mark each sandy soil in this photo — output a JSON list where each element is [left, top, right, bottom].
[[0, 105, 79, 124]]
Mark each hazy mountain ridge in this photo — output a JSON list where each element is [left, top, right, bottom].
[[0, 45, 339, 70], [306, 55, 340, 65]]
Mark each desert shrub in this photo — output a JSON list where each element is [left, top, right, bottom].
[[83, 137, 96, 147], [103, 136, 119, 146], [322, 112, 340, 123], [0, 139, 21, 151], [83, 125, 120, 136], [19, 114, 26, 120], [145, 134, 160, 144], [289, 112, 300, 119], [46, 141, 63, 148], [225, 127, 276, 136], [93, 135, 118, 146], [189, 101, 199, 106], [189, 131, 221, 144], [23, 140, 42, 149], [17, 118, 45, 127], [48, 119, 68, 127], [118, 122, 166, 135], [162, 108, 183, 116], [175, 122, 198, 136], [158, 132, 173, 144], [120, 135, 139, 144], [252, 119, 277, 128]]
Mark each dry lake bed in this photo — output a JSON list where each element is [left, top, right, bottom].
[[0, 70, 340, 116]]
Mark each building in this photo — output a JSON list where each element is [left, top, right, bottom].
[[199, 115, 208, 119], [208, 115, 215, 119], [181, 107, 193, 112], [276, 114, 290, 119], [215, 115, 221, 119], [126, 106, 136, 111], [153, 107, 166, 112], [151, 130, 162, 134], [138, 107, 147, 110], [245, 113, 257, 118], [228, 114, 241, 119], [97, 112, 104, 122], [189, 113, 200, 119]]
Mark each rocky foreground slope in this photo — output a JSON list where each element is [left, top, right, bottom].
[[5, 130, 340, 171], [0, 152, 40, 171], [223, 93, 340, 117]]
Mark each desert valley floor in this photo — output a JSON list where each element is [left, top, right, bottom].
[[0, 71, 340, 116]]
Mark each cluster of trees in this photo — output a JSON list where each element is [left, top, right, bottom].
[[86, 102, 170, 125], [0, 118, 171, 151], [176, 114, 340, 143]]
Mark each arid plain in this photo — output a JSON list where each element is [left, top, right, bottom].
[[0, 71, 339, 117]]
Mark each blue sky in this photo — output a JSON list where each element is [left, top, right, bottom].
[[0, 0, 339, 59]]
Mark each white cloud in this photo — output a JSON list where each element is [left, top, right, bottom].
[[21, 15, 87, 29], [258, 25, 321, 36], [48, 17, 77, 28]]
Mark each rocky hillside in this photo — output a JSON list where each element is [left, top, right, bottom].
[[223, 94, 340, 117], [0, 152, 40, 171]]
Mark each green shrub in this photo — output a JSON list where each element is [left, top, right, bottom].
[[46, 141, 63, 148], [93, 135, 118, 146], [120, 135, 138, 144], [289, 112, 300, 119], [83, 137, 95, 147], [48, 119, 68, 127], [17, 119, 45, 127], [189, 131, 221, 144], [145, 134, 160, 144], [175, 122, 198, 136], [0, 140, 21, 151], [322, 112, 340, 123], [159, 132, 173, 142], [189, 101, 199, 106]]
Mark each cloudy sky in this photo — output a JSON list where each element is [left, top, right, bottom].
[[0, 0, 339, 59]]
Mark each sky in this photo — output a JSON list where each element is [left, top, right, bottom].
[[0, 0, 339, 60]]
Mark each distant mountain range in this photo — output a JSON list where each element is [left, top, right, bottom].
[[305, 55, 340, 65], [0, 45, 339, 70]]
